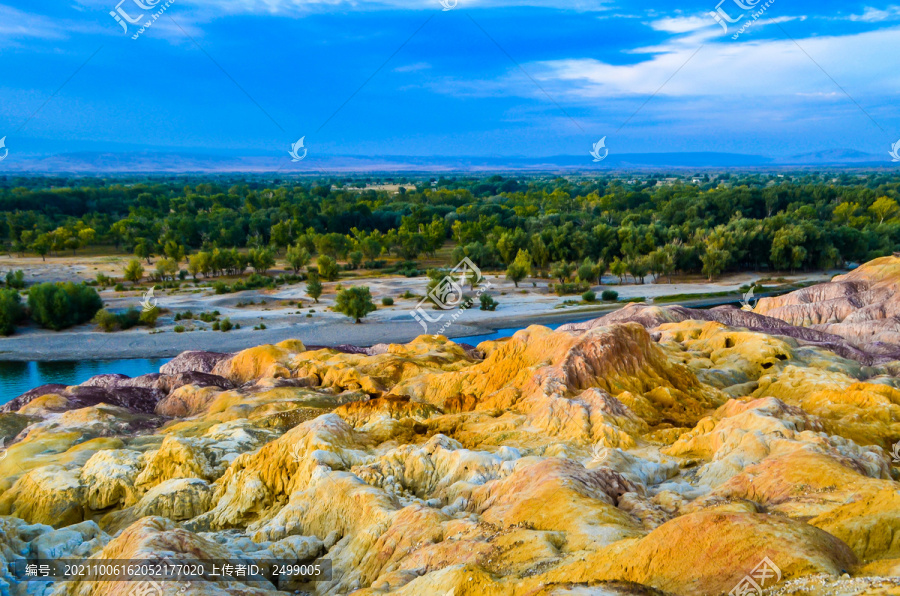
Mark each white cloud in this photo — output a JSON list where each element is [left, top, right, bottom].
[[650, 15, 712, 34], [846, 5, 900, 22], [0, 5, 67, 40], [394, 62, 432, 72], [528, 24, 900, 100], [160, 0, 613, 15]]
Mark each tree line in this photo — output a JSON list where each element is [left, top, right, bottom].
[[2, 173, 899, 281]]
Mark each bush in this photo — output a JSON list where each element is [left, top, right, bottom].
[[213, 281, 229, 294], [93, 309, 118, 332], [174, 325, 185, 333], [317, 255, 340, 281], [554, 282, 588, 296], [139, 308, 160, 327], [28, 282, 103, 331], [601, 290, 619, 301], [220, 318, 234, 332], [114, 283, 125, 292], [0, 289, 25, 335], [94, 308, 144, 332], [5, 270, 25, 289], [479, 294, 498, 311], [582, 290, 596, 302], [212, 321, 220, 331], [335, 286, 376, 323], [381, 297, 394, 306]]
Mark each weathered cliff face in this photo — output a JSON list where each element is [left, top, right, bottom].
[[3, 263, 900, 595], [753, 256, 900, 356]]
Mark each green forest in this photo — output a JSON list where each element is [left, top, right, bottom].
[[2, 172, 900, 282]]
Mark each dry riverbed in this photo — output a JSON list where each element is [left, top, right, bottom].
[[0, 255, 838, 361]]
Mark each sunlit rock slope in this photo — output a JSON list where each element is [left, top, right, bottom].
[[4, 259, 900, 595]]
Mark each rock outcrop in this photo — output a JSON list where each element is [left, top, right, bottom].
[[4, 259, 900, 594]]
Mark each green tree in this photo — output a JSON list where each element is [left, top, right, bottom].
[[155, 258, 178, 281], [335, 286, 376, 323], [317, 255, 340, 281], [649, 248, 675, 283], [124, 259, 144, 284], [306, 272, 322, 303], [249, 247, 276, 274], [869, 197, 899, 224], [576, 258, 598, 285], [27, 282, 103, 331], [5, 270, 25, 290], [700, 247, 730, 281], [31, 234, 51, 261], [550, 261, 574, 283], [530, 236, 550, 274], [349, 251, 363, 269], [505, 249, 532, 287], [134, 241, 154, 265], [163, 240, 185, 263], [285, 245, 311, 273], [0, 289, 25, 335], [610, 256, 627, 284]]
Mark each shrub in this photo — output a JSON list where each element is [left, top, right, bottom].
[[139, 308, 160, 327], [381, 297, 394, 306], [554, 282, 588, 296], [306, 273, 322, 303], [5, 270, 25, 289], [174, 325, 185, 333], [28, 282, 103, 331], [401, 290, 414, 299], [582, 290, 596, 302], [92, 309, 116, 336], [335, 286, 376, 323], [317, 255, 340, 281], [220, 318, 234, 332], [213, 281, 229, 294], [479, 294, 498, 311], [601, 290, 619, 301], [114, 283, 125, 292], [0, 289, 25, 335], [123, 259, 144, 283], [212, 321, 220, 330]]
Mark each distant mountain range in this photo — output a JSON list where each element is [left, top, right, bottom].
[[0, 149, 896, 174]]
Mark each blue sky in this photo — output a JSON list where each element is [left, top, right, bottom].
[[1, 0, 899, 161]]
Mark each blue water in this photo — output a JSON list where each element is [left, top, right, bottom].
[[455, 317, 593, 345], [0, 319, 592, 402], [0, 359, 167, 403]]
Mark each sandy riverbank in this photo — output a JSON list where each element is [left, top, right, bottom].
[[0, 254, 839, 361]]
